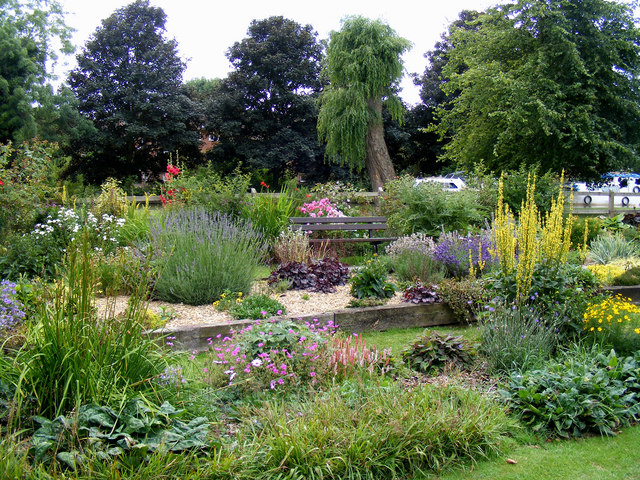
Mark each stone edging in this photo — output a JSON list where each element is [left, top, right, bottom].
[[151, 302, 459, 352]]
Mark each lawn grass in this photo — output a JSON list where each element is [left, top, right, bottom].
[[432, 426, 640, 480], [361, 324, 480, 354]]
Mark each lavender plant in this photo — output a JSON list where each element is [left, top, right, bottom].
[[433, 230, 496, 278], [150, 208, 267, 305]]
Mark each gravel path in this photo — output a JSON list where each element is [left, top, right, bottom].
[[96, 283, 405, 329]]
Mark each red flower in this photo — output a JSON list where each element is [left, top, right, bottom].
[[260, 181, 269, 188], [306, 193, 311, 198], [0, 179, 3, 186]]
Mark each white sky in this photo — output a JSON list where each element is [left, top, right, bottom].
[[55, 0, 504, 105]]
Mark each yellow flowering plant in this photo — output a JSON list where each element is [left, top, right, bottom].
[[583, 294, 640, 355], [585, 264, 625, 286]]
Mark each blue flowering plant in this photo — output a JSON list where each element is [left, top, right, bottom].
[[432, 230, 496, 278], [0, 280, 26, 332]]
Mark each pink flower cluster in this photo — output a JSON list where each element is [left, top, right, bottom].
[[299, 198, 345, 218], [200, 318, 338, 391]]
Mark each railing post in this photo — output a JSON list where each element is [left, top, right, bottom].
[[608, 191, 615, 217]]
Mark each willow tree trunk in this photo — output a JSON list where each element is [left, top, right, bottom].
[[365, 97, 396, 192]]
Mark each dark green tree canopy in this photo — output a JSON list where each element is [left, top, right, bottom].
[[0, 0, 73, 142], [433, 0, 640, 179], [205, 16, 328, 183], [317, 16, 411, 190], [68, 0, 200, 182]]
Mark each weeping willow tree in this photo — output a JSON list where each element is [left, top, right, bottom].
[[317, 16, 411, 191]]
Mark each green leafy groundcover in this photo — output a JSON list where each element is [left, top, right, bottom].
[[500, 350, 640, 438], [31, 398, 209, 467]]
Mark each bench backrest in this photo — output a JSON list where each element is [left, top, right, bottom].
[[289, 216, 387, 232]]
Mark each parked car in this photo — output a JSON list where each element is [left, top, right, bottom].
[[414, 176, 467, 191]]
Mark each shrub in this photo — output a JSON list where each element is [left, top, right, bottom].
[[91, 178, 128, 217], [402, 331, 474, 374], [491, 173, 573, 300], [161, 163, 251, 217], [228, 294, 286, 320], [433, 230, 496, 278], [480, 303, 558, 375], [0, 140, 63, 238], [94, 247, 155, 297], [386, 233, 443, 283], [437, 277, 489, 323], [402, 282, 441, 304], [582, 295, 640, 356], [487, 263, 601, 343], [150, 208, 267, 305], [298, 197, 345, 217], [0, 206, 127, 281], [587, 232, 640, 265], [500, 165, 561, 215], [385, 232, 436, 257], [308, 181, 368, 216], [382, 175, 489, 236], [500, 348, 640, 438], [570, 216, 604, 248], [350, 258, 395, 299]]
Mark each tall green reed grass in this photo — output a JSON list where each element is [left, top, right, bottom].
[[241, 186, 296, 243], [150, 208, 267, 305], [4, 230, 163, 421]]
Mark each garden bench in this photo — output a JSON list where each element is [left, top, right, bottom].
[[289, 216, 397, 253]]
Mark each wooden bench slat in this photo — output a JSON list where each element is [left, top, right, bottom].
[[308, 237, 397, 244], [288, 215, 397, 253], [289, 216, 386, 224], [291, 223, 387, 232]]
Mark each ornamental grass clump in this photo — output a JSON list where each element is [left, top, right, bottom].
[[385, 233, 443, 283], [480, 304, 558, 374], [586, 232, 640, 265], [150, 208, 267, 305], [7, 230, 163, 420], [241, 381, 516, 478], [583, 295, 640, 355]]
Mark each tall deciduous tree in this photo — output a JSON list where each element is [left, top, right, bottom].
[[205, 16, 326, 184], [318, 16, 411, 191], [68, 0, 200, 182], [0, 0, 73, 142], [433, 0, 640, 179]]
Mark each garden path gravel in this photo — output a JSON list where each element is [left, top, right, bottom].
[[96, 283, 405, 329]]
